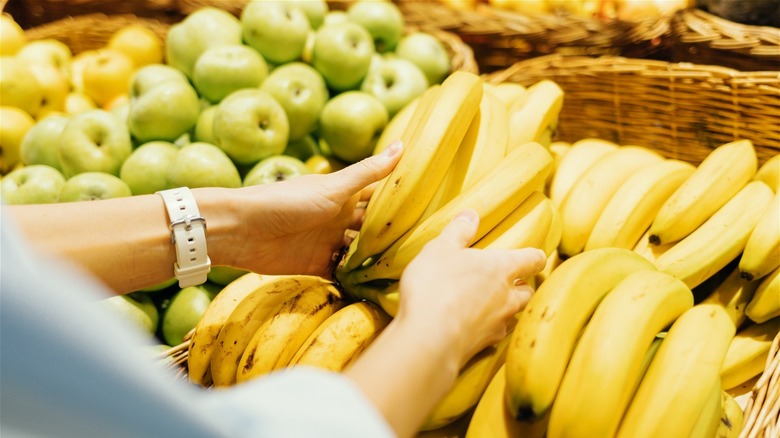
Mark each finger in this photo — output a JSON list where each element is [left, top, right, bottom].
[[360, 180, 382, 202], [327, 141, 403, 199], [434, 209, 480, 248], [487, 248, 547, 282]]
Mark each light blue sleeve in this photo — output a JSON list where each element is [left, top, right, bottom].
[[0, 210, 395, 438]]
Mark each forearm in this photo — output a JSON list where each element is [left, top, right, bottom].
[[5, 188, 244, 294], [344, 318, 460, 438]]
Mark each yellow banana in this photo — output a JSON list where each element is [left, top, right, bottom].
[[558, 145, 665, 258], [633, 229, 673, 265], [585, 159, 696, 251], [754, 153, 779, 192], [738, 192, 780, 282], [465, 364, 549, 438], [745, 266, 780, 324], [210, 275, 330, 387], [548, 137, 618, 207], [188, 273, 275, 386], [648, 139, 758, 246], [689, 379, 724, 438], [422, 334, 512, 431], [472, 191, 554, 251], [487, 81, 527, 109], [533, 249, 563, 287], [717, 390, 744, 438], [419, 86, 509, 221], [505, 247, 656, 421], [236, 281, 346, 383], [616, 304, 737, 438], [342, 141, 553, 288], [288, 300, 391, 372], [544, 141, 571, 195], [701, 266, 760, 328], [547, 270, 694, 438], [507, 80, 564, 153], [341, 71, 483, 272], [720, 317, 780, 390], [654, 180, 774, 289], [372, 85, 438, 156]]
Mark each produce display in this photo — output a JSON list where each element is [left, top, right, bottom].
[[439, 0, 693, 20], [1, 1, 779, 437]]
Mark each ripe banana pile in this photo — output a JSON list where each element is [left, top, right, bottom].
[[186, 273, 391, 387]]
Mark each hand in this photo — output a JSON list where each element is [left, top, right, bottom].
[[224, 142, 403, 278], [396, 209, 547, 367]]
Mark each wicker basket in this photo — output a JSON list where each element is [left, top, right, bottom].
[[484, 54, 780, 165], [670, 8, 780, 72], [396, 1, 675, 73], [739, 331, 780, 438], [13, 0, 180, 28]]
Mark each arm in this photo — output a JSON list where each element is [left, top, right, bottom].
[[6, 142, 403, 294], [345, 210, 547, 438]]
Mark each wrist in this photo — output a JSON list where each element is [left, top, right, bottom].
[[190, 187, 244, 268]]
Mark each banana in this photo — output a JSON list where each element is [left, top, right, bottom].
[[738, 192, 780, 282], [654, 180, 774, 289], [755, 153, 779, 192], [544, 141, 570, 195], [506, 80, 564, 152], [340, 72, 483, 272], [465, 364, 549, 438], [372, 85, 438, 156], [209, 275, 330, 387], [236, 281, 346, 383], [547, 270, 694, 438], [422, 334, 512, 431], [288, 300, 391, 372], [648, 139, 758, 246], [188, 273, 275, 386], [745, 266, 780, 323], [487, 81, 527, 109], [585, 159, 696, 251], [689, 379, 724, 438], [342, 141, 553, 288], [633, 229, 673, 265], [419, 86, 509, 221], [701, 266, 760, 328], [472, 191, 554, 251], [533, 249, 563, 287], [720, 317, 780, 390], [558, 145, 665, 258], [717, 390, 744, 438], [548, 138, 618, 207], [505, 247, 656, 421], [615, 304, 737, 438]]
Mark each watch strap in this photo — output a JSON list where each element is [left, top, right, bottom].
[[157, 187, 211, 288]]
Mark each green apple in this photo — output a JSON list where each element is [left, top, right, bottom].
[[194, 105, 218, 144], [193, 45, 269, 104], [110, 98, 131, 125], [0, 56, 43, 116], [319, 91, 388, 163], [98, 293, 159, 335], [59, 172, 132, 202], [165, 7, 242, 78], [283, 135, 320, 161], [59, 109, 132, 177], [161, 284, 219, 346], [16, 38, 72, 80], [128, 79, 201, 143], [140, 277, 178, 293], [323, 10, 350, 26], [20, 114, 68, 172], [1, 164, 66, 204], [347, 0, 404, 53], [311, 21, 375, 91], [167, 142, 242, 189], [394, 32, 451, 86], [282, 0, 328, 29], [130, 64, 189, 97], [207, 265, 249, 286], [213, 89, 289, 165], [243, 154, 310, 186], [241, 1, 311, 65], [361, 57, 428, 118], [119, 141, 179, 195], [260, 62, 328, 141]]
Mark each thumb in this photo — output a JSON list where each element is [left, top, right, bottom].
[[329, 140, 403, 198], [436, 209, 480, 248]]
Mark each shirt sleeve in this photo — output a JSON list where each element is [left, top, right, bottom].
[[0, 209, 395, 438]]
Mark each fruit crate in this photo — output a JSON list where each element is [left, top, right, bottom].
[[484, 54, 780, 166], [10, 0, 181, 28], [669, 8, 780, 71], [395, 0, 676, 73]]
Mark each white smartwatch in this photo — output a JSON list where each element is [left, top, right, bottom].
[[157, 187, 211, 288]]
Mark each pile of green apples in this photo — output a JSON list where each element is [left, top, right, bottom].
[[1, 0, 453, 348]]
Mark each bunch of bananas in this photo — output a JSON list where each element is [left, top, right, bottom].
[[185, 273, 391, 388]]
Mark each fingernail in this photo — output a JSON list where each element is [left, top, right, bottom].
[[383, 140, 403, 158], [455, 209, 478, 224], [534, 249, 547, 267]]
